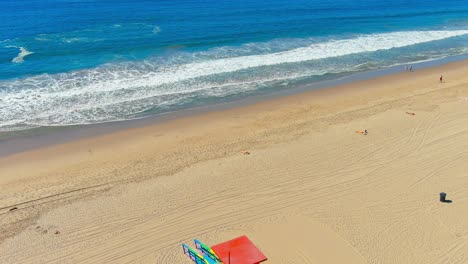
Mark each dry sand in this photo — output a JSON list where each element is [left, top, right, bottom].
[[1, 61, 468, 264]]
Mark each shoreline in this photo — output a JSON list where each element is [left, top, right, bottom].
[[1, 54, 467, 158]]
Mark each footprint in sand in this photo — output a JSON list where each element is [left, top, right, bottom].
[[35, 225, 61, 235]]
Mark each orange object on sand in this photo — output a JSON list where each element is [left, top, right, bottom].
[[211, 235, 267, 264]]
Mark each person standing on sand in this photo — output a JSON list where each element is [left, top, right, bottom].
[[440, 75, 443, 83]]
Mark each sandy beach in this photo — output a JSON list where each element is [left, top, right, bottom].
[[1, 60, 468, 264]]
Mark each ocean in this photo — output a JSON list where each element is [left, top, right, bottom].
[[1, 0, 467, 132]]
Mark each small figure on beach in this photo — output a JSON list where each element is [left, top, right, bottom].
[[440, 75, 443, 83], [409, 65, 413, 72], [404, 65, 408, 71], [355, 130, 368, 135]]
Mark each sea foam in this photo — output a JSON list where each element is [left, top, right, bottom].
[[10, 46, 34, 63], [153, 26, 161, 34], [0, 30, 467, 131]]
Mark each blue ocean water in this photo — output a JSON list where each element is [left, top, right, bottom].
[[0, 0, 467, 131]]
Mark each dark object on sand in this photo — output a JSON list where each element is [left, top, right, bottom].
[[440, 192, 447, 202], [9, 207, 18, 211], [439, 192, 453, 203]]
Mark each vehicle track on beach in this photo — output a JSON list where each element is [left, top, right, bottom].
[[0, 183, 114, 214]]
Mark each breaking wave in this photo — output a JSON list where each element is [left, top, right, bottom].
[[8, 46, 34, 63], [0, 30, 467, 131]]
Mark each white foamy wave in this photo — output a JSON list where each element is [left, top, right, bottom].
[[8, 46, 34, 63], [0, 30, 467, 131], [34, 34, 51, 41], [153, 26, 161, 34], [62, 37, 84, 43], [60, 30, 468, 92], [17, 30, 468, 96], [157, 30, 468, 84]]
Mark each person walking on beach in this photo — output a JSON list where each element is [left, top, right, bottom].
[[409, 65, 413, 72], [440, 75, 443, 83]]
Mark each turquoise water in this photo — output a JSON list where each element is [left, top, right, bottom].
[[0, 0, 467, 131]]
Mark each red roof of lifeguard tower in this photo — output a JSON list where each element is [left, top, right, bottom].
[[211, 235, 267, 264]]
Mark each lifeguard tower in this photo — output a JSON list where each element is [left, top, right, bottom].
[[182, 235, 267, 264]]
